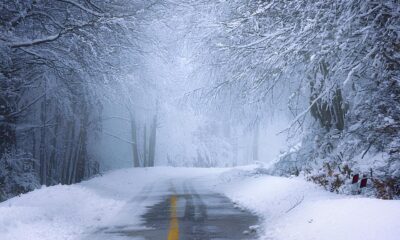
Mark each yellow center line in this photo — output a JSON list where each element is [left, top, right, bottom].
[[167, 195, 179, 240]]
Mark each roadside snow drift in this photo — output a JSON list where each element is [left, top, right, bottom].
[[1, 166, 399, 240], [215, 168, 400, 240]]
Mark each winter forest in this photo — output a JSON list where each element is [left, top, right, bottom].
[[0, 1, 400, 239]]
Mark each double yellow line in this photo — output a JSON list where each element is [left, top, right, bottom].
[[168, 195, 179, 240]]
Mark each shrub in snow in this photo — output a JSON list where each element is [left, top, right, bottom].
[[0, 151, 39, 201]]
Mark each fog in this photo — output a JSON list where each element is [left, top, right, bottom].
[[91, 2, 291, 170], [2, 0, 398, 200]]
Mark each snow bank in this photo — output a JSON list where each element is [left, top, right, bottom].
[[216, 167, 400, 240], [0, 184, 124, 240]]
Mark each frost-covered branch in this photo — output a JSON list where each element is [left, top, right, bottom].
[[103, 131, 135, 144], [55, 0, 105, 17]]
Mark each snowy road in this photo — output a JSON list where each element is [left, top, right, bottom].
[[88, 178, 259, 240], [1, 166, 400, 240]]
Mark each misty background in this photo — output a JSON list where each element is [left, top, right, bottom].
[[1, 0, 399, 201]]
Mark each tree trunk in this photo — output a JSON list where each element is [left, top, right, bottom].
[[48, 112, 61, 185], [39, 99, 47, 185], [70, 128, 83, 184], [60, 121, 71, 183], [129, 111, 140, 168], [75, 99, 89, 183], [143, 124, 148, 167], [252, 121, 259, 162], [148, 114, 157, 167], [62, 120, 75, 184]]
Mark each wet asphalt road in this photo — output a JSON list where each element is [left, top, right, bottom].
[[89, 179, 259, 240]]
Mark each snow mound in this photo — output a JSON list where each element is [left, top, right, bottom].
[[217, 168, 400, 240], [0, 184, 124, 240]]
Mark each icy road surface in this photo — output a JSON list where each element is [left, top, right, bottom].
[[88, 178, 258, 240]]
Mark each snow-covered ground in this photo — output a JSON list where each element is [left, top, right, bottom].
[[1, 166, 399, 240], [215, 167, 400, 240]]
